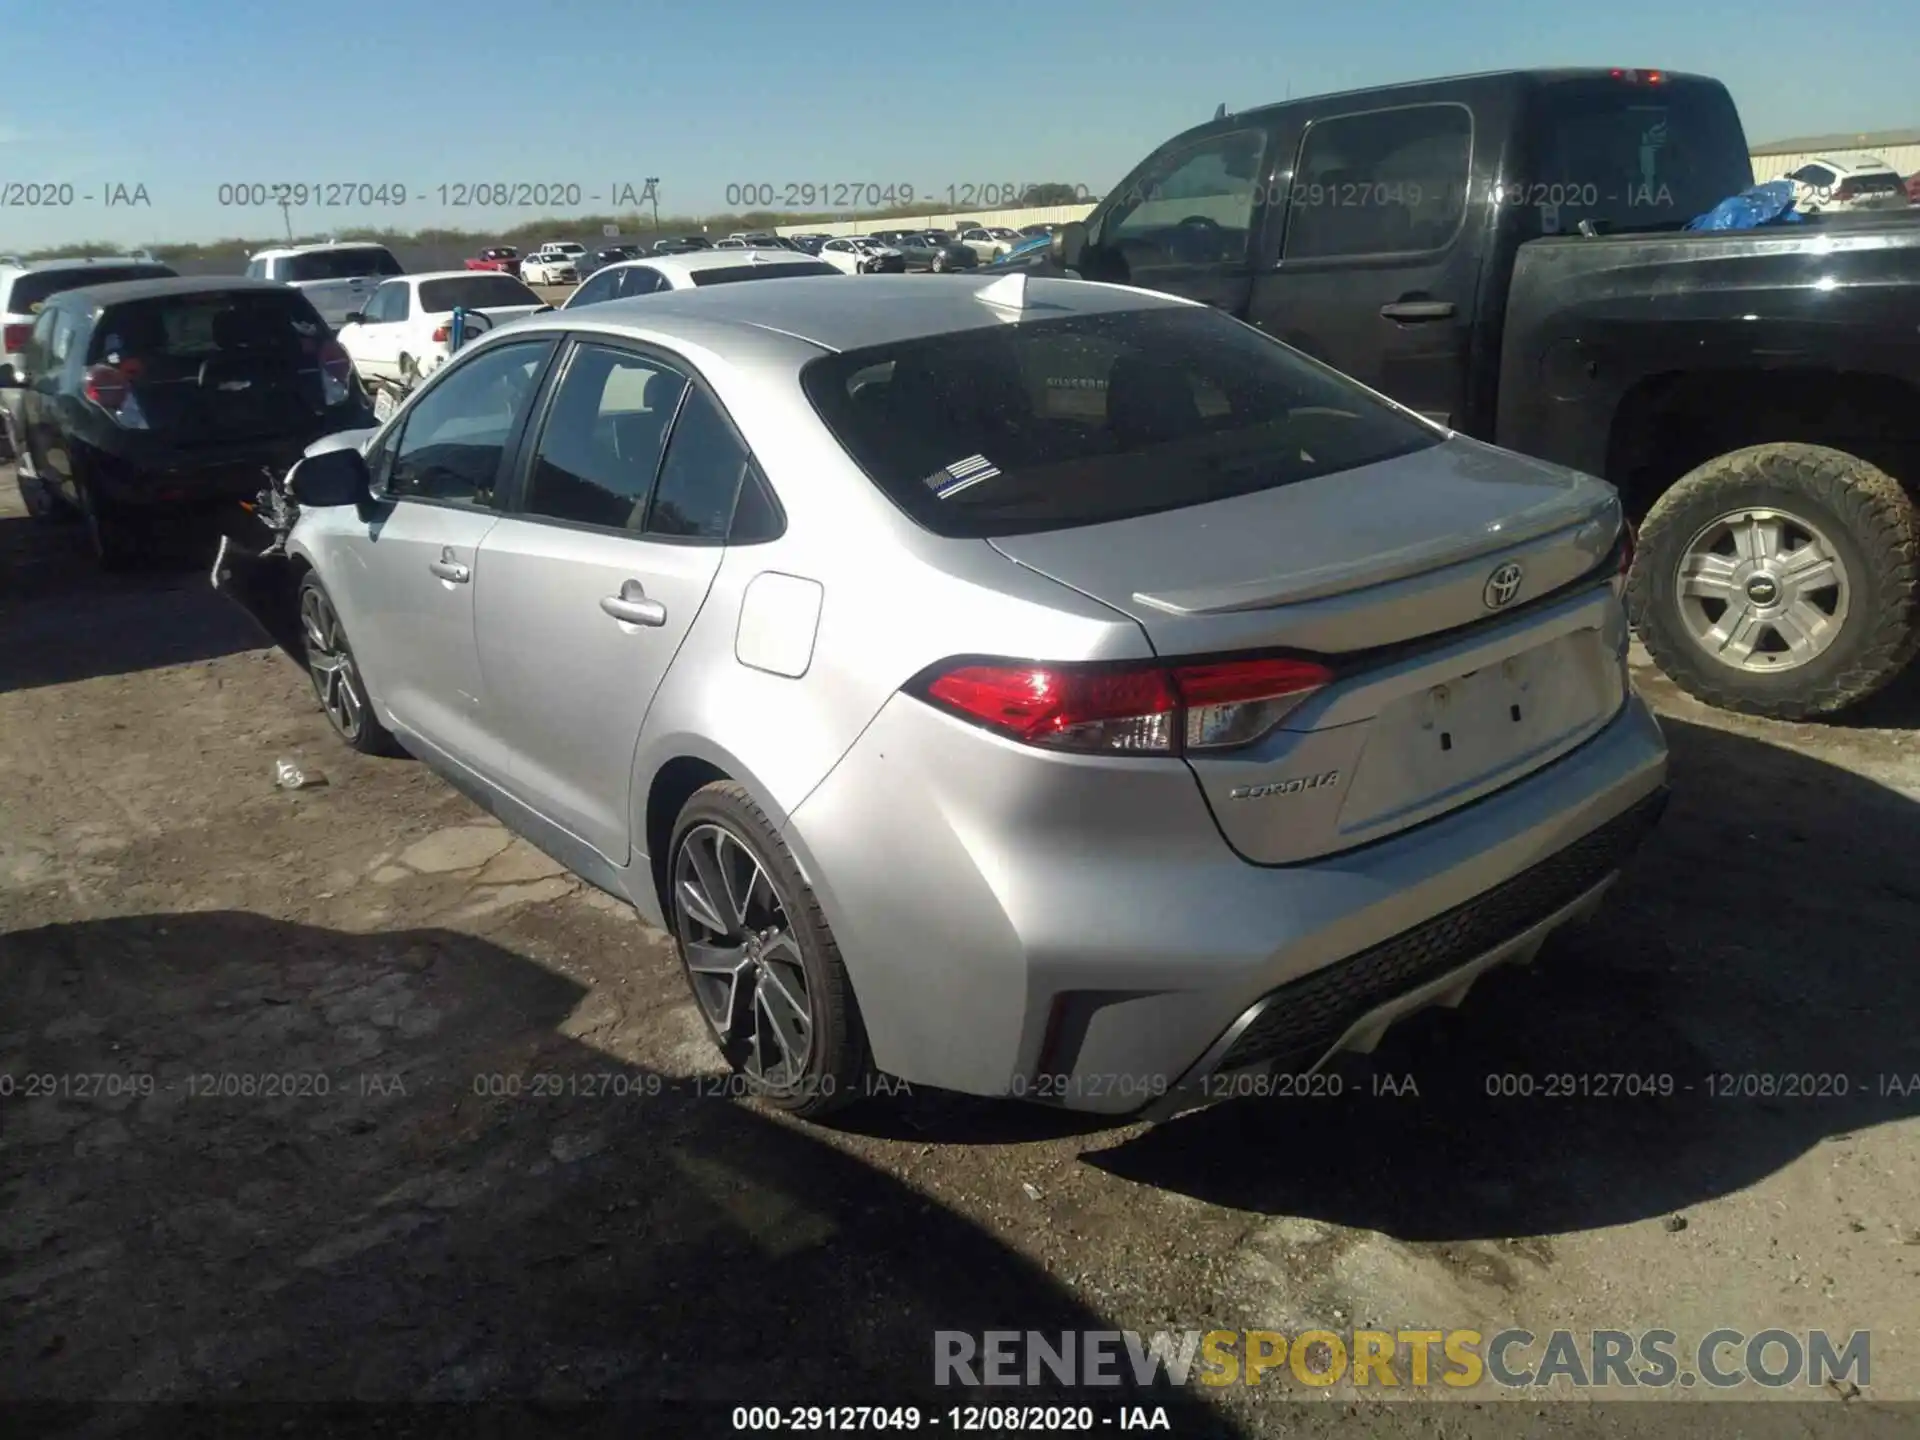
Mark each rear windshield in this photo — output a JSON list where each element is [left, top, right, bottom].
[[6, 264, 174, 313], [688, 261, 838, 286], [282, 247, 403, 282], [418, 275, 539, 311], [89, 290, 325, 364], [1524, 76, 1752, 232], [801, 306, 1440, 538]]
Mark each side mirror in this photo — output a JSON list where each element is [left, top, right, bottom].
[[286, 446, 371, 509], [1051, 220, 1088, 271], [0, 362, 20, 389], [532, 305, 555, 315], [342, 312, 364, 325]]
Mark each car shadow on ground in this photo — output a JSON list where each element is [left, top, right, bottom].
[[0, 911, 1236, 1435], [0, 506, 270, 693], [1086, 714, 1920, 1237]]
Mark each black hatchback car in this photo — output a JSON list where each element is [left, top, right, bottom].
[[1, 276, 370, 567]]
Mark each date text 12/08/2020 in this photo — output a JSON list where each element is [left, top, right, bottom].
[[725, 182, 1095, 210], [212, 181, 658, 209]]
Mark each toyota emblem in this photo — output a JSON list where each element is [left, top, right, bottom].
[[1483, 562, 1525, 610]]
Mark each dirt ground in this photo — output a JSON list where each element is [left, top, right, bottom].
[[3, 473, 1919, 1438]]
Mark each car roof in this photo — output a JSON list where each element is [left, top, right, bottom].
[[606, 249, 822, 278], [405, 269, 532, 285], [546, 272, 1196, 353], [1, 254, 164, 274], [252, 241, 396, 258], [1810, 154, 1898, 173], [48, 274, 304, 307]]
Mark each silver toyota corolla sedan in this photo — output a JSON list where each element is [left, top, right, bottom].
[[215, 272, 1669, 1122]]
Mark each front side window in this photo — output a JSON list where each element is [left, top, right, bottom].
[[801, 305, 1439, 539], [521, 343, 688, 530], [387, 338, 553, 506], [618, 267, 665, 297], [1284, 104, 1472, 259], [1103, 128, 1269, 268]]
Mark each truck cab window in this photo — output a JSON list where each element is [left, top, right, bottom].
[[1284, 105, 1473, 260], [1103, 129, 1269, 268]]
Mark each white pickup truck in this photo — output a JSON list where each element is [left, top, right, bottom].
[[245, 242, 404, 327]]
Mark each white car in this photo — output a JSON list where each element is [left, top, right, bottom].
[[1778, 155, 1909, 213], [816, 236, 906, 275], [336, 270, 547, 417], [559, 249, 841, 308], [244, 241, 404, 327], [956, 226, 1023, 260], [521, 253, 579, 285]]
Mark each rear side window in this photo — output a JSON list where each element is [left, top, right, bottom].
[[88, 290, 326, 365], [5, 264, 174, 313], [644, 386, 750, 541], [801, 306, 1440, 539], [688, 262, 835, 285], [1284, 105, 1472, 259], [282, 247, 403, 282], [522, 343, 688, 530]]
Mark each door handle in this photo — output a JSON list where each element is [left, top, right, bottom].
[[600, 580, 667, 627], [1379, 300, 1456, 322], [429, 546, 469, 584]]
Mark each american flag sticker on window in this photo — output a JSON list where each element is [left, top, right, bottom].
[[926, 454, 1001, 499]]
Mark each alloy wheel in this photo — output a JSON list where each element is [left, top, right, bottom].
[[299, 585, 366, 740], [1675, 507, 1851, 673], [671, 822, 814, 1088]]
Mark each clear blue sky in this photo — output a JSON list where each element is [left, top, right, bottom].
[[6, 0, 1913, 249]]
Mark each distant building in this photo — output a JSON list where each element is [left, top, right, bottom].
[[1749, 128, 1920, 184]]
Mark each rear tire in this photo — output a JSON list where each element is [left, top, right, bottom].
[[667, 782, 873, 1120], [1627, 442, 1920, 719], [297, 573, 400, 755], [77, 476, 141, 571]]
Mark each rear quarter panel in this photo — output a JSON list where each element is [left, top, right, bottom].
[[1496, 222, 1920, 477], [622, 333, 1153, 908]]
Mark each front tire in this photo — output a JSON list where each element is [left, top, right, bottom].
[[930, 251, 949, 273], [1628, 443, 1920, 719], [297, 574, 400, 755], [667, 782, 872, 1119]]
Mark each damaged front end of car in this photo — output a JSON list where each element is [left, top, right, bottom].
[[211, 432, 377, 663]]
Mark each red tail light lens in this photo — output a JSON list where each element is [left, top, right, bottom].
[[431, 324, 451, 343], [916, 655, 1333, 755], [3, 323, 32, 354], [319, 338, 353, 385], [1608, 68, 1664, 84], [83, 364, 129, 410]]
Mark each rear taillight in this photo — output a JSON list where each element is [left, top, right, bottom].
[[83, 363, 148, 429], [431, 324, 451, 343], [3, 323, 32, 354], [914, 655, 1333, 755], [1608, 67, 1664, 84], [319, 338, 353, 405]]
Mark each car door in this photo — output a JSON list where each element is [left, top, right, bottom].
[[346, 335, 558, 777], [472, 338, 742, 863], [23, 307, 77, 500], [1249, 101, 1479, 428], [1082, 124, 1279, 313], [346, 281, 404, 379]]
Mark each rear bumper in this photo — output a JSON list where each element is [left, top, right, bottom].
[[783, 689, 1668, 1115], [80, 438, 318, 508]]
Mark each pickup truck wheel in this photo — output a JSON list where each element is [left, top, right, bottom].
[[1628, 443, 1920, 719]]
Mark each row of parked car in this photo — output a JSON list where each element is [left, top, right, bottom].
[[8, 63, 1918, 1134]]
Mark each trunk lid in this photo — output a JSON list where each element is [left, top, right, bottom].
[[989, 437, 1629, 863]]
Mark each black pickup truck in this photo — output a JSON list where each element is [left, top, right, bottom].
[[1002, 67, 1920, 719]]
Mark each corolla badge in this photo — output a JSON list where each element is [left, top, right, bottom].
[[1229, 770, 1340, 801], [1482, 561, 1525, 610]]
